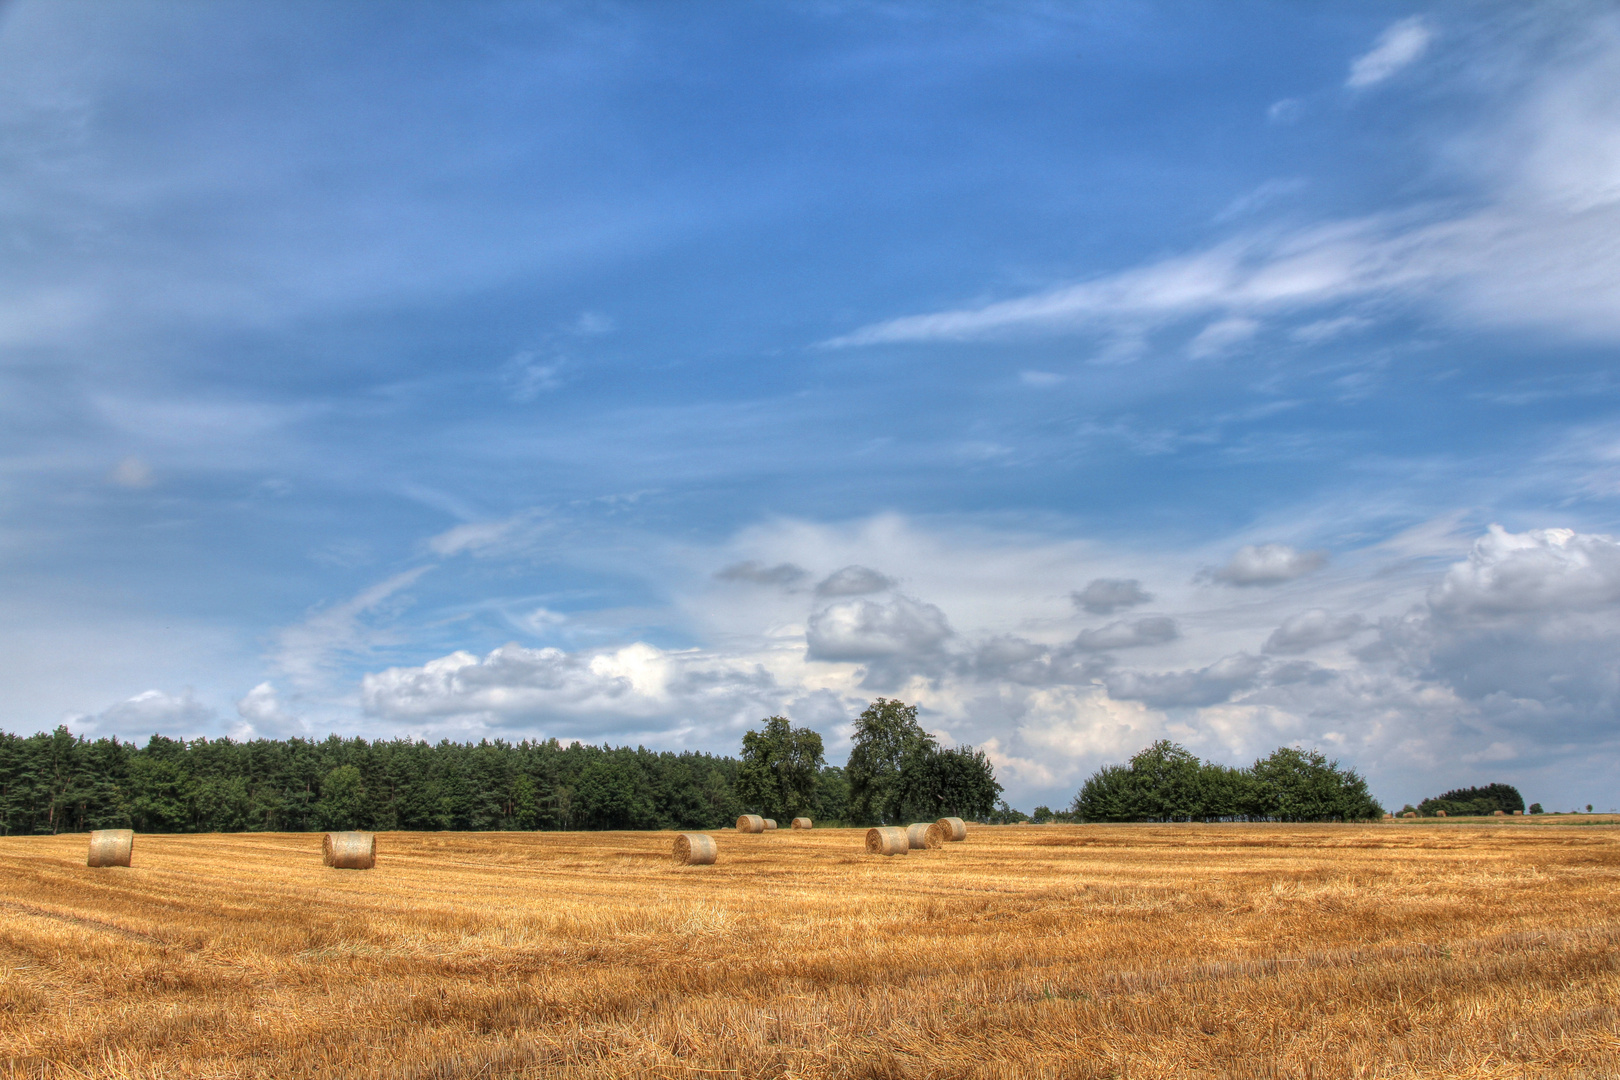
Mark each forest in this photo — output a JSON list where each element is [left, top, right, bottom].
[[0, 698, 1002, 835]]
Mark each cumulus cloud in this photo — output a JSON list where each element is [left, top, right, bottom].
[[805, 595, 952, 662], [1072, 578, 1154, 614], [1346, 17, 1433, 90], [1427, 525, 1620, 615], [234, 681, 302, 737], [1200, 544, 1327, 586], [715, 561, 809, 588], [1074, 616, 1180, 651], [814, 565, 896, 596], [363, 641, 785, 737], [1375, 526, 1620, 734], [1263, 609, 1369, 654]]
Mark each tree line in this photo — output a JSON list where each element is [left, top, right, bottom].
[[1068, 740, 1384, 823], [1401, 784, 1526, 818], [0, 698, 1002, 835]]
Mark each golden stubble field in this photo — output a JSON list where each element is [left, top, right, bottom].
[[2, 821, 1618, 1080]]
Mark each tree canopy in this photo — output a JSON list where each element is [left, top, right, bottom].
[[735, 715, 824, 821], [844, 698, 1001, 824], [1071, 741, 1383, 823], [1417, 783, 1524, 817]]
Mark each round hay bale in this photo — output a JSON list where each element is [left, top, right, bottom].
[[936, 817, 967, 842], [1402, 811, 1417, 818], [736, 814, 764, 833], [1435, 810, 1447, 817], [763, 819, 778, 831], [87, 829, 133, 868], [865, 826, 909, 856], [672, 833, 717, 865], [1493, 810, 1505, 816], [791, 817, 812, 829], [323, 831, 376, 870], [907, 822, 946, 849], [1513, 810, 1523, 815]]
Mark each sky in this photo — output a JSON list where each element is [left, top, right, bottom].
[[3, 1, 1620, 813]]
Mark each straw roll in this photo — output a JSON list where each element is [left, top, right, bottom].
[[323, 831, 376, 870], [763, 819, 778, 830], [865, 826, 909, 856], [736, 814, 765, 833], [936, 817, 967, 842], [87, 829, 133, 868], [907, 822, 946, 849], [672, 833, 717, 865], [790, 817, 812, 829]]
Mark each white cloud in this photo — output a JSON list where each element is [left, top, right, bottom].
[[1346, 17, 1433, 90], [1187, 315, 1260, 358], [93, 688, 215, 733], [1074, 616, 1179, 651], [1200, 543, 1328, 586], [1267, 97, 1305, 125], [715, 560, 809, 588], [814, 565, 896, 597], [107, 456, 153, 488], [272, 566, 433, 690], [1105, 653, 1267, 709], [1263, 609, 1369, 654], [824, 22, 1620, 351], [362, 641, 790, 740], [805, 595, 952, 662], [1073, 578, 1153, 615], [234, 681, 302, 738]]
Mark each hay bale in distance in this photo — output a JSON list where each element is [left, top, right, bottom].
[[907, 822, 946, 849], [1435, 810, 1447, 818], [936, 817, 967, 842], [736, 814, 765, 833], [1403, 811, 1417, 818], [1513, 810, 1523, 815], [1493, 810, 1505, 816], [865, 826, 909, 856], [763, 819, 778, 831], [87, 829, 133, 868], [791, 817, 812, 829], [323, 831, 376, 870], [672, 833, 717, 865]]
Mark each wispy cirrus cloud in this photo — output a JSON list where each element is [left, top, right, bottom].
[[824, 19, 1620, 353], [1346, 17, 1433, 90]]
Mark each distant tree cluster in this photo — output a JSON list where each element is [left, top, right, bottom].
[[1409, 784, 1525, 817], [0, 697, 1002, 835], [0, 725, 848, 835], [1071, 740, 1384, 823]]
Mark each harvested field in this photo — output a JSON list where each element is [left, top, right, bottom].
[[2, 822, 1618, 1079]]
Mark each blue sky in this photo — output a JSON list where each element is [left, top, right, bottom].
[[4, 1, 1620, 812]]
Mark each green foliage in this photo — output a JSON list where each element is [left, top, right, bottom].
[[1528, 802, 1543, 814], [735, 716, 825, 821], [845, 699, 1001, 824], [1071, 741, 1383, 823], [0, 727, 745, 834], [0, 705, 1000, 835], [1417, 783, 1524, 817], [846, 698, 929, 824]]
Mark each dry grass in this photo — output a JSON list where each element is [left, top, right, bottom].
[[2, 821, 1618, 1079]]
